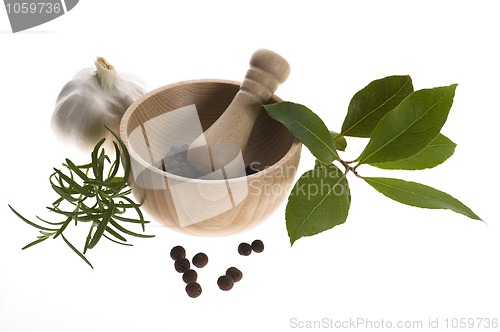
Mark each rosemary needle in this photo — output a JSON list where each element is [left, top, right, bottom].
[[8, 128, 154, 269]]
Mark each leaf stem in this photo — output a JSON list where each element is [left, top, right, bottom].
[[338, 159, 362, 178]]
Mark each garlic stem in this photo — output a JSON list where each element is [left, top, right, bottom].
[[95, 57, 120, 90]]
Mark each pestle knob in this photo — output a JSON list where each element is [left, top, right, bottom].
[[187, 49, 290, 175]]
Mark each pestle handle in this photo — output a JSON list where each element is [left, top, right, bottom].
[[187, 49, 290, 174], [240, 48, 291, 105]]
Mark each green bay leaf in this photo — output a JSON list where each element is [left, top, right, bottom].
[[330, 131, 347, 152], [370, 134, 456, 170], [264, 102, 339, 164], [286, 165, 350, 245], [340, 75, 414, 137], [357, 84, 457, 165], [364, 177, 481, 220]]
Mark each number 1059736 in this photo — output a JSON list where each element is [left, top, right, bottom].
[[444, 317, 498, 329], [5, 2, 63, 14]]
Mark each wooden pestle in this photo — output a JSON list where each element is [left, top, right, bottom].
[[187, 49, 290, 175]]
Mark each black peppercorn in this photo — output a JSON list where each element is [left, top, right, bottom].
[[170, 245, 186, 260], [251, 239, 264, 253], [226, 267, 243, 282], [182, 269, 198, 284], [192, 252, 208, 268], [185, 282, 202, 298], [174, 258, 191, 273], [238, 242, 252, 256], [217, 275, 234, 291]]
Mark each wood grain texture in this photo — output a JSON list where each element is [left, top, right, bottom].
[[187, 49, 291, 173], [120, 80, 301, 236]]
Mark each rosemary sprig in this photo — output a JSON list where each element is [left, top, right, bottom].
[[8, 128, 154, 269]]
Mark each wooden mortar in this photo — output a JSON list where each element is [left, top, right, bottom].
[[120, 80, 301, 236]]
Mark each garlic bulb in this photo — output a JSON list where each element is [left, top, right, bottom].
[[51, 57, 146, 151]]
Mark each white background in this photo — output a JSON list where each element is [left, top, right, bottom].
[[1, 1, 499, 331]]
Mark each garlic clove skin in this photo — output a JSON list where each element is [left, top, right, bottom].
[[51, 57, 146, 152]]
